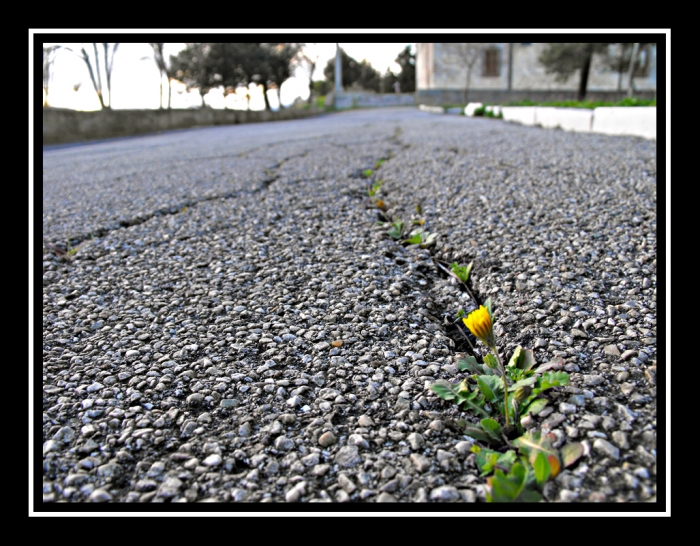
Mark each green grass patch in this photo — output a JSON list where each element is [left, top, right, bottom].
[[504, 97, 656, 109]]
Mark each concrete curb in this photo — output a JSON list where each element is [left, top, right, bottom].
[[431, 103, 657, 140], [501, 105, 655, 140], [535, 107, 593, 133], [591, 106, 656, 139], [419, 104, 445, 114]]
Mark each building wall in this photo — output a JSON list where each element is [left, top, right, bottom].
[[416, 43, 434, 89], [417, 42, 657, 95]]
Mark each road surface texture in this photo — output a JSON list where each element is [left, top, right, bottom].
[[40, 107, 660, 508]]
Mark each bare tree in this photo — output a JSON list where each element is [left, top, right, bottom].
[[65, 43, 119, 109], [150, 43, 174, 109], [446, 43, 485, 104], [42, 45, 61, 107]]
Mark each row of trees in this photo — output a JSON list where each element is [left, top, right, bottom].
[[321, 45, 416, 94], [170, 43, 301, 110], [43, 42, 303, 110], [43, 43, 417, 110]]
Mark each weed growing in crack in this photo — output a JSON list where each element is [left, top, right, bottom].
[[363, 173, 584, 501], [430, 299, 584, 502], [402, 228, 438, 249], [368, 180, 383, 198], [451, 261, 473, 284], [378, 204, 437, 249]]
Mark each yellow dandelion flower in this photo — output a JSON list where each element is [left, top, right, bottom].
[[463, 305, 496, 350]]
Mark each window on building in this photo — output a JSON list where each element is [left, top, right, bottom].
[[483, 48, 500, 77]]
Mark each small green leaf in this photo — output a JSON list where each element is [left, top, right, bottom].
[[480, 418, 503, 441], [475, 449, 500, 476], [507, 346, 537, 371], [456, 354, 480, 373], [463, 426, 493, 444], [487, 459, 544, 502], [429, 380, 458, 401], [477, 375, 501, 402], [450, 262, 473, 283], [386, 220, 404, 240], [488, 462, 528, 502], [483, 353, 499, 369], [495, 450, 517, 473], [522, 398, 548, 416], [539, 371, 570, 390], [509, 376, 537, 391], [533, 451, 551, 486], [483, 297, 493, 319], [402, 229, 424, 245], [507, 346, 522, 368], [464, 262, 473, 280], [514, 431, 560, 475], [420, 232, 438, 248], [457, 391, 489, 417], [560, 442, 585, 468]]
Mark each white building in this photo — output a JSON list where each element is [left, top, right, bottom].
[[416, 43, 657, 105]]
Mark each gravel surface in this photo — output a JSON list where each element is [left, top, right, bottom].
[[39, 108, 662, 510]]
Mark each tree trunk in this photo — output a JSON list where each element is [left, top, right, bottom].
[[627, 43, 640, 97], [167, 77, 172, 109], [617, 44, 626, 92], [577, 44, 594, 101], [159, 73, 164, 109], [277, 88, 284, 110], [262, 83, 272, 111], [463, 68, 471, 104], [93, 44, 105, 107]]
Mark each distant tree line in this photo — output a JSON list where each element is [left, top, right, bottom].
[[43, 43, 418, 110], [320, 45, 416, 94], [170, 43, 300, 110]]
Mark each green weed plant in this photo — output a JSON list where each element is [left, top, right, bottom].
[[430, 298, 583, 502]]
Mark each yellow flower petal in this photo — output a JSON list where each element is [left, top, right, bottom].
[[462, 305, 496, 349]]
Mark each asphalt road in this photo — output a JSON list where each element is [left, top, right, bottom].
[[40, 107, 661, 510]]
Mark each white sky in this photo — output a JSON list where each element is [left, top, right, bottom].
[[41, 42, 414, 111]]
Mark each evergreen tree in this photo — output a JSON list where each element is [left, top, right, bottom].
[[395, 45, 416, 93]]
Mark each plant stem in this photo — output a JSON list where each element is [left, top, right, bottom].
[[492, 348, 510, 429]]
